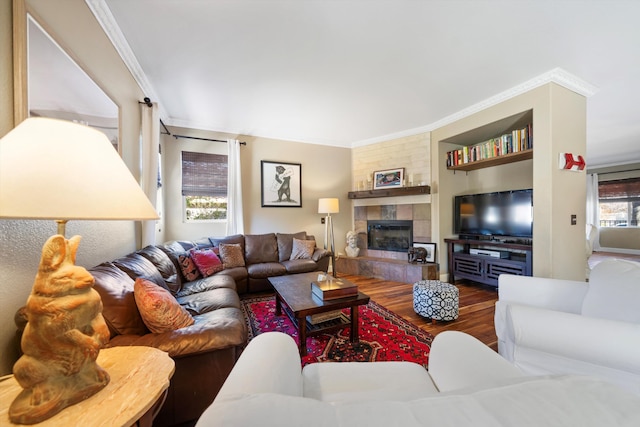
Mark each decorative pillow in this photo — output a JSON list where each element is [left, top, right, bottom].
[[219, 243, 246, 269], [189, 247, 224, 277], [134, 278, 194, 334], [178, 253, 201, 281], [290, 238, 316, 260]]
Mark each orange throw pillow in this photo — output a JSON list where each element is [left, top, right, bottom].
[[134, 278, 194, 333]]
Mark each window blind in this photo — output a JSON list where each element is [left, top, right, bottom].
[[598, 177, 640, 203], [181, 151, 228, 197]]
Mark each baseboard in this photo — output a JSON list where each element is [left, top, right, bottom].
[[595, 247, 640, 256]]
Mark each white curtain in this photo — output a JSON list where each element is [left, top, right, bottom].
[[586, 173, 600, 250], [140, 102, 160, 247], [226, 139, 244, 235]]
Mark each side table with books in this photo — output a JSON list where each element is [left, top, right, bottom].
[[268, 272, 370, 356]]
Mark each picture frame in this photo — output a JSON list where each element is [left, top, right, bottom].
[[414, 242, 437, 263], [261, 160, 302, 207], [373, 168, 404, 190]]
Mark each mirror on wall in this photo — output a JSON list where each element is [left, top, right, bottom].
[[26, 14, 119, 150]]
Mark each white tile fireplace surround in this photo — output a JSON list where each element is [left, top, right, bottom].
[[352, 203, 430, 261]]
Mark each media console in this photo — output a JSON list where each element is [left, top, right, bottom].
[[445, 238, 532, 287]]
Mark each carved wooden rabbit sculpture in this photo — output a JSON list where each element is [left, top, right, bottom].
[[10, 235, 110, 424]]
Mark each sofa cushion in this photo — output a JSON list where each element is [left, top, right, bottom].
[[219, 243, 246, 269], [581, 259, 640, 323], [177, 287, 241, 315], [245, 233, 279, 264], [134, 278, 195, 333], [190, 247, 224, 277], [107, 306, 247, 358], [114, 252, 169, 291], [210, 234, 245, 253], [281, 259, 319, 274], [302, 361, 437, 402], [291, 238, 316, 260], [277, 232, 307, 262], [137, 245, 180, 294], [90, 262, 149, 337], [177, 274, 237, 298], [247, 262, 287, 279]]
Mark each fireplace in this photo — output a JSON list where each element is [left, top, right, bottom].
[[367, 220, 413, 252]]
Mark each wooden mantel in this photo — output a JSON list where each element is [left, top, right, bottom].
[[347, 185, 430, 200]]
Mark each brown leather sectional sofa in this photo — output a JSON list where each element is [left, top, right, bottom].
[[88, 232, 330, 426]]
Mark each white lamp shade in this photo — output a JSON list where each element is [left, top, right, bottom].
[[0, 117, 159, 221], [318, 198, 339, 214]]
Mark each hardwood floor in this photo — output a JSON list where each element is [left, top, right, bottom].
[[339, 274, 500, 351]]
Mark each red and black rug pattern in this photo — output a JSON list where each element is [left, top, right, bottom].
[[241, 295, 433, 367]]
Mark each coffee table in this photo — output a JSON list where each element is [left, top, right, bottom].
[[268, 272, 370, 356]]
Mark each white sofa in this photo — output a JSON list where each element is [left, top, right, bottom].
[[196, 331, 640, 426], [495, 258, 640, 395]]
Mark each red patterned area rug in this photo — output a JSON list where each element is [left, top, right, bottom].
[[241, 295, 433, 367]]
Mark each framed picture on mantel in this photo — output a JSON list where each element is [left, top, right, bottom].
[[373, 168, 404, 190]]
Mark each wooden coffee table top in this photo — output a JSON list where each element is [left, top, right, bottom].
[[269, 272, 369, 316]]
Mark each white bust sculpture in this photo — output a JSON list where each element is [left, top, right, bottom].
[[345, 230, 360, 257]]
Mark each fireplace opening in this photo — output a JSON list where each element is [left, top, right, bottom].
[[367, 220, 413, 252]]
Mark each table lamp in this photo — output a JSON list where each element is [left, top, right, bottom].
[[0, 117, 159, 424], [318, 198, 339, 275]]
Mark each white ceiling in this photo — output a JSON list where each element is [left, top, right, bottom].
[[91, 0, 640, 168]]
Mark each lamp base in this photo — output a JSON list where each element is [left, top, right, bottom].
[[10, 234, 110, 424]]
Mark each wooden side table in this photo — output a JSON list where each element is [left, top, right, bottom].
[[0, 346, 174, 427]]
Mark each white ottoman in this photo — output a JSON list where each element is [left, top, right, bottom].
[[413, 280, 459, 322]]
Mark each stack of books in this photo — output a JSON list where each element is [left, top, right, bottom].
[[446, 124, 533, 167], [311, 277, 358, 300]]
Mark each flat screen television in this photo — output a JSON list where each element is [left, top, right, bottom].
[[454, 189, 533, 239]]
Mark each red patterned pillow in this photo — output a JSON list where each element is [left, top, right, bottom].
[[189, 248, 224, 277], [178, 253, 201, 281], [134, 278, 194, 334], [219, 243, 246, 269]]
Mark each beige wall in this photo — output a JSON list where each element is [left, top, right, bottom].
[[352, 132, 431, 190], [162, 126, 352, 245], [432, 83, 587, 281]]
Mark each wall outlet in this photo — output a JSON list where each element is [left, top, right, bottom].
[[571, 214, 577, 225], [321, 217, 325, 224]]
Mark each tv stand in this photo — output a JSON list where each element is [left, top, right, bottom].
[[445, 238, 532, 287]]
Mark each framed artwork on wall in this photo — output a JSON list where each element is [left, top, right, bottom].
[[261, 160, 302, 207], [373, 168, 404, 190]]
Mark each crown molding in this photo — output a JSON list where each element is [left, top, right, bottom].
[[85, 0, 167, 118], [352, 68, 598, 148]]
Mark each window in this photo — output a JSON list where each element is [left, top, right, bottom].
[[181, 151, 228, 221], [598, 177, 640, 227]]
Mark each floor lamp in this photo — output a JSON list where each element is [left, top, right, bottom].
[[0, 117, 159, 424], [318, 198, 339, 276]]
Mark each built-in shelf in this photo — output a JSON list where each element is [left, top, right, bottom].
[[347, 185, 431, 199], [447, 150, 533, 172]]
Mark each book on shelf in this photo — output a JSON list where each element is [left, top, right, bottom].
[[445, 124, 533, 167], [311, 278, 358, 300]]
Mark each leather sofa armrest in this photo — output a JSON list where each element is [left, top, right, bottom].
[[312, 247, 331, 262]]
